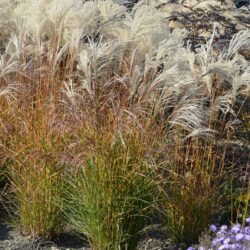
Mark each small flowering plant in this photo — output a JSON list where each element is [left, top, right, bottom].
[[187, 218, 250, 250]]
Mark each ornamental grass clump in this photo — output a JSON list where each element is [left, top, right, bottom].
[[63, 127, 157, 250], [0, 101, 67, 238], [0, 0, 77, 238], [9, 154, 64, 238], [0, 35, 70, 236], [158, 138, 231, 246], [155, 26, 250, 246], [0, 0, 249, 247]]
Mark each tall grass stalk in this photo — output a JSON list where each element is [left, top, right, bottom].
[[64, 127, 157, 250], [0, 97, 66, 238], [158, 136, 235, 246], [10, 157, 64, 238]]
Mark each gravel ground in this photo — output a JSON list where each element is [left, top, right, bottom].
[[0, 224, 89, 250], [0, 224, 179, 250]]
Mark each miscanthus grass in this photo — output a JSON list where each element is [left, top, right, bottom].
[[0, 99, 67, 238], [0, 0, 249, 247], [157, 138, 230, 245], [63, 126, 158, 250]]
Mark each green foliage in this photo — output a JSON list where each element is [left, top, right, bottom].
[[64, 129, 157, 250], [10, 157, 64, 238]]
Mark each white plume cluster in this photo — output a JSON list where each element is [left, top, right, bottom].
[[0, 0, 249, 139]]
